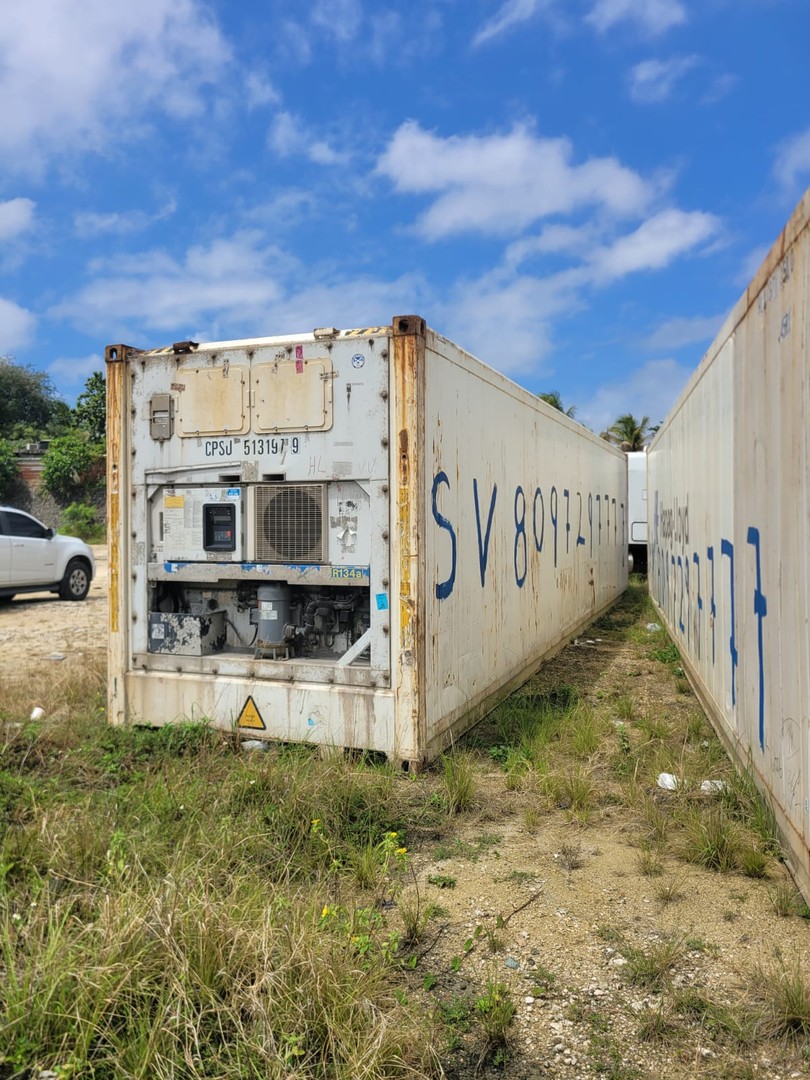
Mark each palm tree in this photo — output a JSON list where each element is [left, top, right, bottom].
[[539, 390, 576, 418], [607, 413, 650, 451]]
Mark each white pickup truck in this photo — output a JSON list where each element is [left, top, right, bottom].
[[0, 506, 95, 602]]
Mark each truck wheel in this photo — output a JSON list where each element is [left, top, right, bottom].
[[59, 559, 90, 601], [0, 594, 14, 604]]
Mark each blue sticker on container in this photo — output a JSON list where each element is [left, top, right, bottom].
[[227, 487, 241, 497], [375, 593, 389, 610]]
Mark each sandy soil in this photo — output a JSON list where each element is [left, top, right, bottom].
[[0, 544, 107, 678]]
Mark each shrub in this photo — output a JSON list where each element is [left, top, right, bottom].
[[0, 437, 18, 498], [41, 434, 103, 500], [61, 502, 105, 542]]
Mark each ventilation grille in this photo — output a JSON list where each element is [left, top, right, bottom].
[[254, 484, 327, 563]]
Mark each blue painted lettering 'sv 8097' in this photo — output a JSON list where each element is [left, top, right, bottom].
[[650, 488, 768, 752], [432, 471, 456, 601], [431, 470, 625, 600]]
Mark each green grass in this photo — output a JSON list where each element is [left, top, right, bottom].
[[0, 664, 445, 1079], [427, 873, 457, 889], [680, 807, 741, 873], [638, 844, 665, 877], [648, 643, 681, 665], [439, 752, 476, 814], [673, 989, 754, 1046], [748, 958, 810, 1039], [433, 833, 501, 862], [475, 980, 516, 1055], [621, 936, 685, 990], [768, 880, 803, 917], [543, 765, 600, 823]]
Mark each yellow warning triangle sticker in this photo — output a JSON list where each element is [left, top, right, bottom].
[[237, 696, 265, 730]]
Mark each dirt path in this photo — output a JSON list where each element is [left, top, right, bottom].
[[407, 620, 810, 1078], [0, 544, 107, 678]]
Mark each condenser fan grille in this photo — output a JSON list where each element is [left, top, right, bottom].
[[255, 484, 326, 563]]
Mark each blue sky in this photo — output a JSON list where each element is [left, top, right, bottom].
[[0, 0, 808, 433]]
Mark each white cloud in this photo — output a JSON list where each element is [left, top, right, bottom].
[[244, 190, 318, 229], [308, 142, 346, 166], [628, 55, 698, 103], [587, 0, 686, 35], [472, 0, 686, 46], [433, 208, 719, 376], [588, 209, 719, 282], [268, 112, 349, 166], [50, 230, 427, 345], [369, 11, 402, 64], [254, 273, 428, 339], [268, 112, 299, 157], [368, 8, 444, 67], [641, 313, 725, 351], [48, 353, 103, 386], [0, 198, 36, 242], [311, 0, 363, 42], [0, 297, 36, 352], [472, 0, 554, 47], [73, 199, 177, 238], [701, 72, 736, 104], [245, 72, 280, 110], [0, 0, 230, 168], [273, 19, 313, 65], [504, 223, 600, 268], [377, 121, 655, 239], [436, 267, 584, 376], [773, 127, 810, 191], [577, 357, 692, 434], [52, 232, 289, 336]]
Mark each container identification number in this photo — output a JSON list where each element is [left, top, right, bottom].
[[204, 437, 301, 457]]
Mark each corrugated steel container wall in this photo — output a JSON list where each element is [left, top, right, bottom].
[[421, 328, 628, 754], [107, 317, 627, 765], [648, 189, 810, 898]]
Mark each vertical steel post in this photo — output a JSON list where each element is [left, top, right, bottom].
[[105, 344, 132, 726], [391, 316, 427, 766]]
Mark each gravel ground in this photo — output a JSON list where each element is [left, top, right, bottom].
[[0, 544, 107, 679]]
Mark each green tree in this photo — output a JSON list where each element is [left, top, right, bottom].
[[0, 437, 19, 498], [41, 433, 103, 500], [0, 356, 63, 439], [607, 413, 650, 451], [74, 371, 106, 442], [539, 391, 577, 418]]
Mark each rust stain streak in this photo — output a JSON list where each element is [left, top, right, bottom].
[[105, 351, 124, 635]]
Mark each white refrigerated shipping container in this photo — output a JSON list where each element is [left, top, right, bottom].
[[107, 316, 627, 766], [627, 450, 648, 573], [648, 189, 810, 897]]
